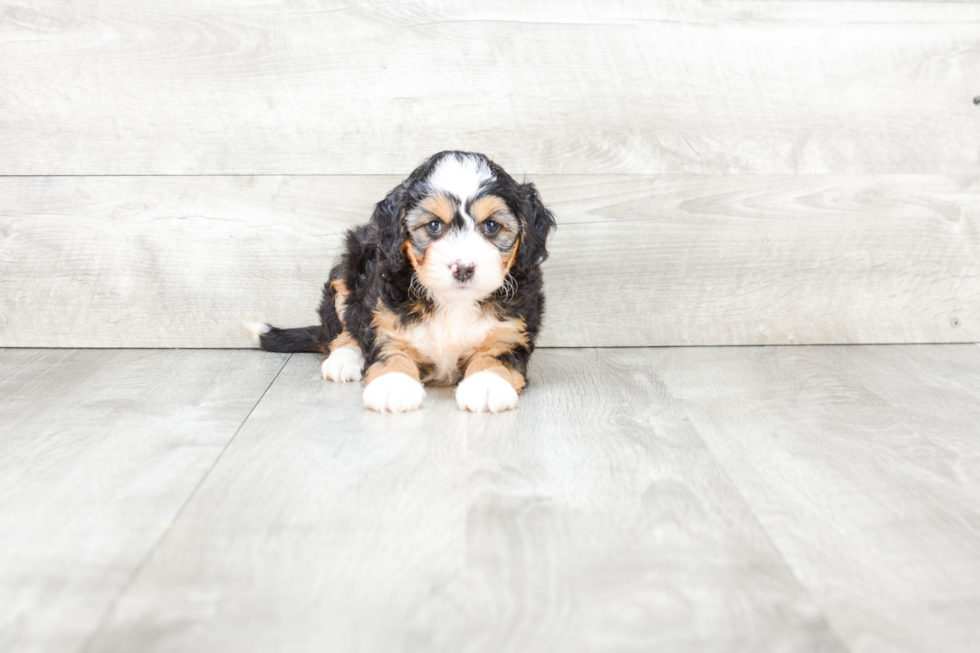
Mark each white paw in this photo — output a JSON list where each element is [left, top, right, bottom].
[[455, 371, 519, 413], [321, 345, 364, 382], [363, 373, 426, 413]]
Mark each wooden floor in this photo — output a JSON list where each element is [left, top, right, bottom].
[[2, 345, 979, 653]]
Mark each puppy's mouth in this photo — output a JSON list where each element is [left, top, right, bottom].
[[416, 257, 501, 302], [450, 279, 482, 294]]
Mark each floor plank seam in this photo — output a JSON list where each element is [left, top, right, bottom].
[[774, 358, 973, 650], [74, 352, 293, 653], [665, 388, 855, 653]]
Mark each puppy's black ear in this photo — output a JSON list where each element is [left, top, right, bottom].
[[370, 184, 411, 268], [516, 182, 557, 268], [370, 153, 447, 270]]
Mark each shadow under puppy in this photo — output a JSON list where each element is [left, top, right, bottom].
[[246, 151, 556, 413]]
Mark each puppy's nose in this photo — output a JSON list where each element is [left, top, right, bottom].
[[452, 260, 475, 282]]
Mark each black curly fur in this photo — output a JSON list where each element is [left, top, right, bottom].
[[258, 150, 556, 382]]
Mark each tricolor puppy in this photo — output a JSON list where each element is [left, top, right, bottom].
[[246, 151, 556, 413]]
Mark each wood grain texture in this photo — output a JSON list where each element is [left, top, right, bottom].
[[0, 175, 378, 348], [84, 351, 845, 653], [459, 348, 844, 653], [0, 348, 288, 653], [84, 353, 471, 653], [2, 1, 979, 175], [1, 174, 977, 348], [655, 345, 980, 653]]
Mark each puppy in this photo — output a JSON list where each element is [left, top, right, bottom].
[[246, 151, 556, 413]]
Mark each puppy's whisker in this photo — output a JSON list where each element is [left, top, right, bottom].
[[495, 273, 517, 301], [409, 272, 430, 302]]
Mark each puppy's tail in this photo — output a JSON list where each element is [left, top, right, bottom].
[[243, 321, 323, 353]]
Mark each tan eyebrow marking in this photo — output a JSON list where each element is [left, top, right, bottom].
[[469, 195, 511, 223], [418, 194, 455, 224]]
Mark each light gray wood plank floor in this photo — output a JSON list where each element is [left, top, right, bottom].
[[0, 349, 288, 653], [653, 345, 980, 653], [1, 345, 978, 652]]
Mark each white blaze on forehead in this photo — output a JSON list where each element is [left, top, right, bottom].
[[426, 154, 495, 212]]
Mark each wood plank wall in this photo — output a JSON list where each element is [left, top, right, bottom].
[[2, 0, 978, 347]]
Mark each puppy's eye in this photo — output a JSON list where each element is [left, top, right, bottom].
[[424, 220, 444, 236], [482, 220, 501, 236]]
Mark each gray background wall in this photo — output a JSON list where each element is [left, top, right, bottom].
[[2, 0, 978, 347]]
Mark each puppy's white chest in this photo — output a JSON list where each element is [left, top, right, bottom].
[[408, 304, 495, 383]]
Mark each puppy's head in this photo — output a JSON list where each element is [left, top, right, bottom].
[[371, 151, 555, 304]]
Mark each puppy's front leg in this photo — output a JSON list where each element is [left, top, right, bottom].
[[455, 356, 526, 414], [362, 354, 426, 413]]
